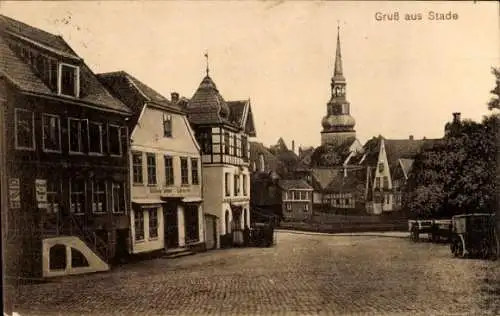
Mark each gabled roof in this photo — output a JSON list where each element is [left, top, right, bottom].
[[0, 15, 131, 114], [227, 99, 256, 137], [278, 179, 313, 191], [310, 168, 340, 190], [97, 71, 183, 129]]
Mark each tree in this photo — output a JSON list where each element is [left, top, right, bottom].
[[488, 67, 500, 110]]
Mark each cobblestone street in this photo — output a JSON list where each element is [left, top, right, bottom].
[[12, 231, 500, 316]]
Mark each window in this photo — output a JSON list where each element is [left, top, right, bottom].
[[46, 179, 61, 214], [180, 157, 189, 185], [164, 156, 174, 186], [59, 63, 79, 97], [68, 119, 83, 153], [383, 176, 389, 189], [147, 154, 157, 185], [386, 195, 390, 205], [197, 130, 212, 154], [108, 125, 122, 156], [148, 209, 158, 239], [224, 132, 230, 154], [92, 180, 107, 213], [243, 175, 247, 196], [234, 175, 240, 196], [15, 109, 35, 150], [191, 158, 199, 185], [132, 152, 143, 184], [88, 122, 103, 154], [232, 134, 237, 156], [134, 211, 144, 241], [163, 113, 172, 137], [336, 199, 341, 205], [345, 198, 350, 205], [225, 173, 230, 196], [112, 182, 125, 213], [286, 203, 292, 211], [378, 162, 384, 173], [42, 114, 61, 151], [241, 135, 248, 159], [304, 204, 309, 212], [70, 179, 85, 215]]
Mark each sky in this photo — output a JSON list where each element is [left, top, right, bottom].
[[1, 1, 499, 150]]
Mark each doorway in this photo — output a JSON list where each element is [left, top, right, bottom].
[[164, 203, 179, 249]]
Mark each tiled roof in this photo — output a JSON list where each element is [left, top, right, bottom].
[[98, 71, 183, 128], [0, 15, 131, 114], [186, 75, 230, 125], [384, 138, 441, 170], [325, 167, 366, 193], [278, 179, 313, 191], [310, 168, 340, 190]]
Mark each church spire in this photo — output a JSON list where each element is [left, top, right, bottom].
[[333, 23, 345, 82], [204, 51, 210, 76]]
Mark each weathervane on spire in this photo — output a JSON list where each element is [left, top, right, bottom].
[[204, 51, 210, 76], [337, 20, 340, 32]]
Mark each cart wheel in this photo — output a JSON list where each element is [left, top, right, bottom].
[[451, 236, 465, 258], [410, 229, 419, 242], [479, 239, 490, 259]]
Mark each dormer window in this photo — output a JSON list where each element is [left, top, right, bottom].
[[59, 63, 80, 97], [163, 113, 172, 137]]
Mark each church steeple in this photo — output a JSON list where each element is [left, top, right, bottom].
[[321, 24, 356, 147], [333, 25, 345, 82]]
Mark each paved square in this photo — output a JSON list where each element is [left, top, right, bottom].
[[10, 232, 500, 315]]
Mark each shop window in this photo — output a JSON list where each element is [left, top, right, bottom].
[[46, 179, 61, 214], [148, 209, 158, 239], [134, 211, 145, 241], [70, 179, 85, 215], [92, 180, 107, 213]]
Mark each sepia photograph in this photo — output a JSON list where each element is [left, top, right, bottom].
[[0, 1, 499, 315]]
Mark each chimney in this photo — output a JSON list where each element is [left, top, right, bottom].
[[409, 135, 414, 140], [452, 112, 461, 123], [423, 136, 427, 140], [291, 140, 295, 154], [171, 92, 179, 103]]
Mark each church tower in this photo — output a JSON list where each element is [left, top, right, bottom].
[[321, 26, 356, 146]]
